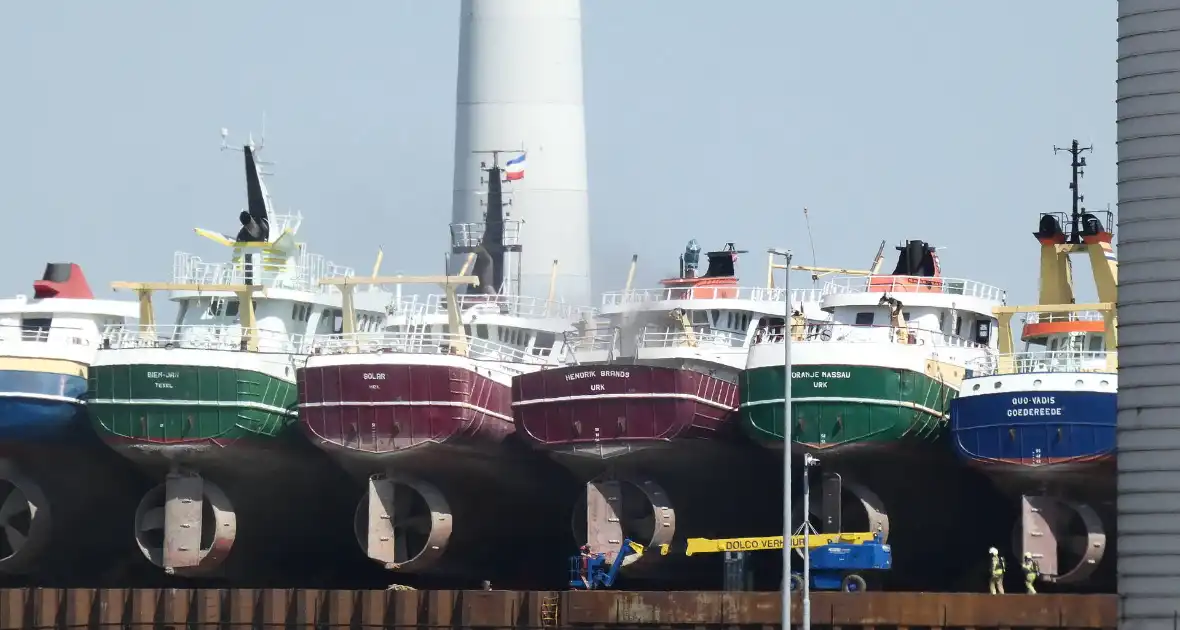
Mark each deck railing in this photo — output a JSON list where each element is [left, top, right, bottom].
[[562, 325, 749, 357], [0, 324, 92, 347], [306, 331, 559, 365], [384, 293, 595, 321], [751, 322, 988, 349], [967, 351, 1116, 376], [100, 324, 307, 354], [820, 274, 1006, 302], [636, 327, 747, 349], [601, 286, 826, 308], [172, 247, 356, 294], [1025, 311, 1106, 324]]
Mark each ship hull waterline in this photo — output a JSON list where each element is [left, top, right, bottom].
[[951, 382, 1116, 589], [298, 355, 577, 588], [87, 349, 358, 582], [740, 362, 1004, 591], [513, 363, 782, 584]]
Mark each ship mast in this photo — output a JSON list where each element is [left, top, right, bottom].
[[452, 150, 524, 296], [1053, 139, 1093, 244]]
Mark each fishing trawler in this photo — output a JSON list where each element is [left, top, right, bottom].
[[951, 141, 1116, 589], [298, 151, 585, 587], [0, 264, 143, 578], [740, 239, 1006, 589], [87, 132, 388, 581], [512, 241, 826, 579]]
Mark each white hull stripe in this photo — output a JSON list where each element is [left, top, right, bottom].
[[88, 398, 297, 417], [299, 400, 513, 424], [512, 392, 738, 413], [742, 396, 947, 420], [0, 392, 85, 405]]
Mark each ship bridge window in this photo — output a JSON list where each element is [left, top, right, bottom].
[[476, 324, 489, 340], [974, 321, 990, 345], [855, 312, 874, 326], [691, 311, 709, 326], [955, 316, 963, 336], [223, 300, 259, 319], [332, 309, 343, 335], [533, 331, 556, 356], [1089, 336, 1103, 352], [20, 317, 51, 341], [291, 303, 312, 323]]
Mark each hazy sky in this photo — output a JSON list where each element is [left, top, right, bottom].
[[0, 1, 1114, 306]]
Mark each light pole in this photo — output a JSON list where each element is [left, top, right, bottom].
[[801, 453, 818, 630], [768, 248, 793, 630]]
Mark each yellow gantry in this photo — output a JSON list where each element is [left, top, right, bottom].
[[318, 274, 480, 354], [994, 302, 1117, 373], [109, 281, 265, 350]]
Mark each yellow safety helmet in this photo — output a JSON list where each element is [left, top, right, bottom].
[[988, 547, 998, 555]]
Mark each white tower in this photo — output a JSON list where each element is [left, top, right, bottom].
[[1118, 0, 1180, 625], [452, 0, 592, 307]]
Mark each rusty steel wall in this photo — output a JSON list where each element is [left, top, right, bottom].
[[0, 588, 1115, 630]]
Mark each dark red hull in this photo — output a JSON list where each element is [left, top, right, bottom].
[[512, 364, 740, 457], [298, 359, 513, 471], [296, 357, 577, 583]]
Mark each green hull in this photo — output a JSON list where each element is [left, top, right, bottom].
[[740, 364, 955, 453], [88, 363, 298, 447]]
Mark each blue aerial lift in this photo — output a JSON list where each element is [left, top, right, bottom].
[[664, 531, 892, 592], [568, 539, 647, 589]]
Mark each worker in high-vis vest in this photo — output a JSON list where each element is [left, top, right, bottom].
[[1022, 552, 1040, 594], [988, 547, 1006, 594]]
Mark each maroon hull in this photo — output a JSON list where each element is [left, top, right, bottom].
[[513, 364, 778, 582], [296, 358, 577, 584], [299, 361, 513, 469], [512, 364, 739, 454]]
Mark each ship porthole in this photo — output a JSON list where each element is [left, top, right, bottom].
[[1075, 379, 1084, 388], [993, 381, 1002, 390], [1100, 380, 1110, 387], [1033, 379, 1042, 388], [972, 384, 980, 392]]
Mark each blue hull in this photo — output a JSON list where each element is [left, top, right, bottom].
[[950, 389, 1115, 487], [0, 370, 87, 442]]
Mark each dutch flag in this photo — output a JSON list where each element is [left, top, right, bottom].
[[505, 153, 526, 181]]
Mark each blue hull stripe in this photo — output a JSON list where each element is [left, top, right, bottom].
[[950, 390, 1115, 467], [0, 370, 87, 440]]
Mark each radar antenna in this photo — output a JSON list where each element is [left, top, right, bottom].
[[220, 112, 273, 175], [1053, 139, 1093, 244]]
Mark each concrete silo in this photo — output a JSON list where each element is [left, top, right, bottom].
[[1118, 0, 1180, 624], [452, 0, 592, 307]]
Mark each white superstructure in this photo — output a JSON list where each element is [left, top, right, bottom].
[[569, 243, 827, 372], [0, 268, 137, 379]]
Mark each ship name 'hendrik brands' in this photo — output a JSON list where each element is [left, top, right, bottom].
[[565, 369, 631, 381]]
